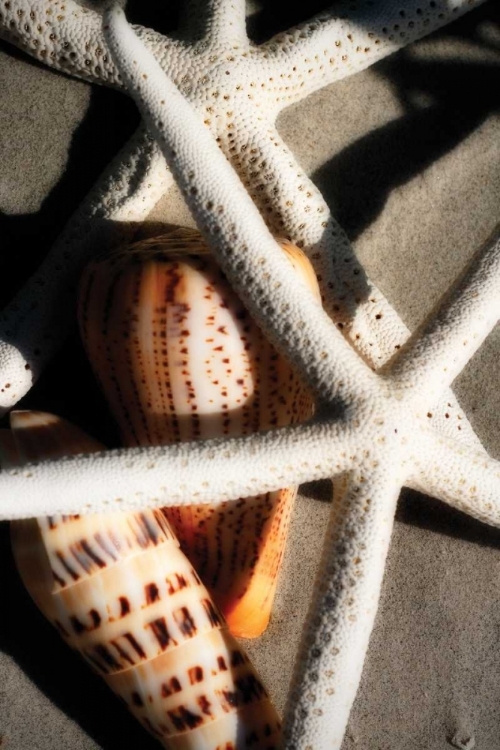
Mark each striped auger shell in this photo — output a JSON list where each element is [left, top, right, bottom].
[[78, 227, 320, 637], [3, 411, 281, 749]]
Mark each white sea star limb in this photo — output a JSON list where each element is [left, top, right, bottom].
[[0, 0, 489, 438], [0, 126, 171, 412], [1, 8, 499, 747]]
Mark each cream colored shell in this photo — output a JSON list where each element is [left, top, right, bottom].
[[78, 229, 319, 637], [6, 411, 280, 749]]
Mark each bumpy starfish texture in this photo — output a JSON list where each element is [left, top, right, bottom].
[[1, 6, 499, 749], [0, 0, 488, 437]]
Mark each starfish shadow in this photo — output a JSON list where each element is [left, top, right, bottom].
[[0, 39, 142, 443], [0, 45, 139, 304], [312, 11, 500, 242], [248, 0, 332, 42], [298, 480, 500, 553], [397, 488, 500, 551], [117, 0, 180, 33], [86, 0, 180, 33]]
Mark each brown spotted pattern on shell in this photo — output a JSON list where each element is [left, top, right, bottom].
[[78, 227, 320, 637], [4, 411, 281, 749]]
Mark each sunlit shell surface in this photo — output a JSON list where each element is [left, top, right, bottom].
[[4, 411, 281, 749], [78, 227, 320, 637]]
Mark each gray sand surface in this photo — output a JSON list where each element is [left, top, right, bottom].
[[0, 2, 499, 749]]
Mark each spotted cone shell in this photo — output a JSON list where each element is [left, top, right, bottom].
[[4, 411, 281, 749], [78, 227, 319, 637]]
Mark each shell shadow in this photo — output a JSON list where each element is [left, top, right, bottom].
[[0, 521, 160, 749], [0, 38, 150, 748]]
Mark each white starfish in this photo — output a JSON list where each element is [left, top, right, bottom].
[[0, 0, 489, 430], [1, 4, 499, 748]]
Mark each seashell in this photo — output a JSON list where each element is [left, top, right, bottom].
[[4, 410, 281, 749], [78, 226, 320, 637]]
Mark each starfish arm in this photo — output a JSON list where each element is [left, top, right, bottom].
[[177, 0, 248, 47], [224, 124, 482, 446], [0, 126, 171, 414], [222, 121, 412, 355], [388, 224, 500, 403], [282, 464, 403, 750], [0, 419, 351, 520], [0, 0, 179, 89], [263, 0, 487, 111], [407, 429, 500, 528], [102, 5, 378, 407], [217, 122, 352, 312]]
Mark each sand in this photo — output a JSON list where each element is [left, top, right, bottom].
[[0, 1, 499, 748]]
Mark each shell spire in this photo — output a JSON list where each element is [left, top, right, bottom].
[[78, 227, 320, 637], [5, 411, 281, 749]]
